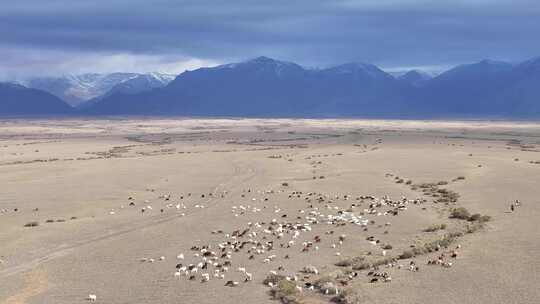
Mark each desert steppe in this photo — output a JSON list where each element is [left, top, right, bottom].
[[1, 118, 539, 304]]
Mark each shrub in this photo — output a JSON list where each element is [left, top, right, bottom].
[[332, 288, 358, 304], [270, 279, 299, 303], [372, 257, 395, 267], [423, 223, 447, 232], [314, 275, 334, 287], [466, 222, 485, 234], [478, 215, 491, 222], [263, 273, 286, 286], [468, 213, 491, 223], [468, 213, 481, 221], [45, 219, 55, 223], [399, 250, 414, 259], [351, 261, 371, 270], [450, 207, 471, 220], [24, 221, 39, 227], [336, 256, 364, 267]]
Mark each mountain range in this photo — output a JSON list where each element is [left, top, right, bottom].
[[21, 72, 175, 107], [1, 56, 539, 118], [0, 83, 73, 115]]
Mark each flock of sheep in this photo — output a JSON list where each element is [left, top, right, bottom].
[[86, 184, 451, 302]]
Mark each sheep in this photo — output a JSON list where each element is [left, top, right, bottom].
[[302, 265, 319, 275], [87, 294, 97, 302], [225, 280, 239, 287]]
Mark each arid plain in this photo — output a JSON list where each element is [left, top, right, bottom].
[[1, 118, 539, 304]]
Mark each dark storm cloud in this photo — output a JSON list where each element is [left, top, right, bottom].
[[1, 0, 540, 77]]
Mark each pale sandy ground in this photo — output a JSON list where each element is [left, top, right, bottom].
[[0, 118, 539, 304]]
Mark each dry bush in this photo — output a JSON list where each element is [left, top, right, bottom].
[[423, 223, 447, 232], [436, 189, 460, 203], [465, 222, 487, 234], [351, 261, 371, 270], [450, 207, 471, 220], [468, 213, 491, 223], [263, 273, 287, 286], [270, 279, 299, 303], [335, 256, 364, 267], [399, 250, 414, 259], [400, 232, 461, 259], [314, 275, 334, 287], [332, 288, 359, 304], [372, 257, 395, 267]]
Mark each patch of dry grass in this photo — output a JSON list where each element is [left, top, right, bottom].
[[423, 223, 447, 232]]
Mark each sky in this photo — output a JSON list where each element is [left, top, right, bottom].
[[1, 0, 540, 80]]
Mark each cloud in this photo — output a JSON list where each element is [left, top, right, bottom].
[[1, 0, 540, 78], [0, 46, 219, 80]]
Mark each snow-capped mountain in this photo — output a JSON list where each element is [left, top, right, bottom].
[[23, 73, 175, 106], [105, 73, 176, 96], [84, 56, 411, 116], [5, 56, 540, 118], [323, 62, 393, 80]]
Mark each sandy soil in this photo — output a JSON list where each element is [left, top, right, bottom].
[[0, 118, 539, 304]]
